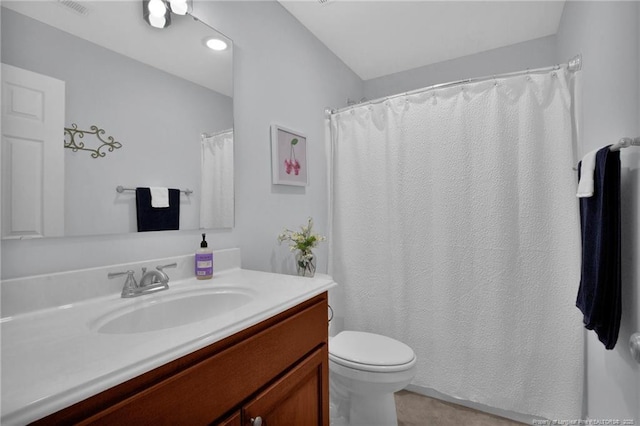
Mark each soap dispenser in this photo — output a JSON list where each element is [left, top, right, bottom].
[[195, 233, 213, 280]]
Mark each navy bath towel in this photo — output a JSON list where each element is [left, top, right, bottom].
[[576, 146, 621, 350], [136, 187, 180, 232]]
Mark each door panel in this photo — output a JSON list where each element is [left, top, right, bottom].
[[2, 63, 65, 239]]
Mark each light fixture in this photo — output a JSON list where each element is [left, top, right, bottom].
[[169, 0, 191, 15], [148, 13, 168, 29], [143, 0, 171, 29], [147, 0, 166, 17], [205, 38, 228, 51]]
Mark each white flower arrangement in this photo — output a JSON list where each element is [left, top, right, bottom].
[[277, 217, 326, 276]]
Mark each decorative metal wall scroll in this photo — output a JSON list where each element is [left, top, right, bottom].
[[64, 124, 122, 158]]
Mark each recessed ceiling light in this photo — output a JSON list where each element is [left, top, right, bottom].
[[205, 38, 228, 51]]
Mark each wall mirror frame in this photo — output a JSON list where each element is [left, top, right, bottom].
[[1, 0, 234, 240]]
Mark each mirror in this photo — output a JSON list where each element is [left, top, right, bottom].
[[1, 1, 233, 238]]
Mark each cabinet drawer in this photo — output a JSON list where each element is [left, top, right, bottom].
[[77, 297, 328, 425]]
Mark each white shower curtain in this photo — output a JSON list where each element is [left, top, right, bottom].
[[200, 129, 234, 229], [328, 69, 584, 419]]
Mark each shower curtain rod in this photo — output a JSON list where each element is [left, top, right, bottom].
[[325, 54, 583, 117]]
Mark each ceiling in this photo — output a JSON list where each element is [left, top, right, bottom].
[[3, 1, 566, 92], [2, 1, 233, 96], [279, 0, 566, 81]]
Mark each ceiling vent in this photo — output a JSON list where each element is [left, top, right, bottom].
[[56, 0, 90, 16]]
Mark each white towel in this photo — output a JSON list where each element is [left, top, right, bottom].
[[150, 187, 169, 208], [576, 148, 599, 198]]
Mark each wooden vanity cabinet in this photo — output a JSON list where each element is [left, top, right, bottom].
[[33, 293, 329, 426]]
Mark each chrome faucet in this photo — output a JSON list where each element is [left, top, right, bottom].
[[140, 263, 177, 287], [108, 262, 177, 298]]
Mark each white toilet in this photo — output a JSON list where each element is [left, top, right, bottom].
[[329, 330, 417, 426]]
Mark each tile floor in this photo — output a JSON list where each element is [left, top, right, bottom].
[[395, 390, 526, 426]]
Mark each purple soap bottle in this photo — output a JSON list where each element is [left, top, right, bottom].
[[195, 233, 213, 280]]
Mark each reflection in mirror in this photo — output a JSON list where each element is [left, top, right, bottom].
[[1, 0, 233, 239], [200, 129, 234, 229]]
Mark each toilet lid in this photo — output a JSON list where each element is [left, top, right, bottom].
[[329, 331, 415, 367]]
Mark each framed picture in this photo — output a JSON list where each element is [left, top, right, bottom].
[[271, 124, 308, 186]]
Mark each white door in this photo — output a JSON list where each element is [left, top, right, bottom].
[[1, 63, 65, 239]]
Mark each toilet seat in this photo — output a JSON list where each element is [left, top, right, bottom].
[[329, 331, 416, 373]]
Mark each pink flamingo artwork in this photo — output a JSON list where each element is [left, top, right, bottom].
[[284, 137, 301, 175]]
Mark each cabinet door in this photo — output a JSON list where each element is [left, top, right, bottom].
[[243, 346, 328, 426]]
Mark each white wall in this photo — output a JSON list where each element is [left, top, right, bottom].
[[364, 35, 557, 100], [0, 1, 363, 279], [556, 1, 640, 421], [191, 1, 363, 276]]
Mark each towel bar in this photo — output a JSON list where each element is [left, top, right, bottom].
[[573, 136, 639, 170], [608, 136, 640, 152], [116, 185, 193, 195]]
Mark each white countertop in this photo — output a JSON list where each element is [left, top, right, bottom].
[[0, 268, 335, 425]]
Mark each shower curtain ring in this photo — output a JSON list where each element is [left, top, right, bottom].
[[525, 68, 532, 81]]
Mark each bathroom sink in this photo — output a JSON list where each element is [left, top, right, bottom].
[[92, 287, 255, 334]]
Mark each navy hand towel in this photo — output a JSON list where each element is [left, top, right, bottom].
[[576, 146, 621, 350], [136, 187, 180, 232]]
